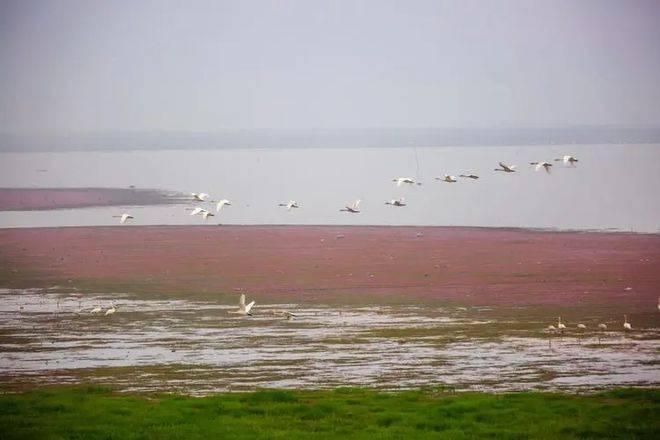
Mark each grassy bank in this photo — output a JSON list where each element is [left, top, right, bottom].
[[0, 387, 658, 439]]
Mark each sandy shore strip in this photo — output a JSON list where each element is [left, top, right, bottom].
[[0, 187, 185, 211], [0, 225, 657, 308]]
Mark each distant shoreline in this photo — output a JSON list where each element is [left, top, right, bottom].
[[0, 187, 184, 211], [2, 126, 659, 152]]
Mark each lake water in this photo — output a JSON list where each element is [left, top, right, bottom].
[[0, 144, 659, 232]]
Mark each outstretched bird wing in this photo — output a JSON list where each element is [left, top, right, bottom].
[[245, 301, 255, 313]]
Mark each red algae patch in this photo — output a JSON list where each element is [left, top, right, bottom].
[[0, 226, 658, 309], [0, 188, 182, 211]]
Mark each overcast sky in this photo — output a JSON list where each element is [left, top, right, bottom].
[[1, 0, 659, 133]]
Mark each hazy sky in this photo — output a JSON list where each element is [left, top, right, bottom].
[[1, 0, 660, 133]]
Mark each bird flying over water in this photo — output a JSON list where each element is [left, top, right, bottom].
[[215, 199, 232, 212], [229, 294, 255, 316], [531, 162, 553, 173], [494, 162, 516, 172], [436, 175, 457, 183], [340, 200, 361, 213], [385, 198, 406, 207], [555, 155, 578, 165], [192, 193, 210, 201], [113, 213, 134, 224], [393, 177, 421, 187], [279, 200, 300, 210]]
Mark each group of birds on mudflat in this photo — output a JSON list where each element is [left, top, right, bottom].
[[113, 155, 579, 223], [546, 314, 633, 334]]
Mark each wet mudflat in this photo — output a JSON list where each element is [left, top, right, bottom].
[[1, 288, 657, 394]]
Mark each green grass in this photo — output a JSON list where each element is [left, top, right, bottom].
[[0, 387, 658, 439]]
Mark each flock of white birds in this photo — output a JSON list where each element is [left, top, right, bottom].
[[113, 155, 580, 223], [101, 152, 656, 331]]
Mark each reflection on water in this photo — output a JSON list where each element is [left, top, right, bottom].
[[1, 289, 657, 394], [0, 144, 659, 231]]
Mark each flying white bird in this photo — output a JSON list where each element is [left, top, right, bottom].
[[112, 213, 134, 224], [340, 200, 361, 213], [105, 304, 116, 316], [278, 200, 300, 211], [201, 210, 215, 220], [189, 207, 204, 216], [229, 294, 255, 316], [459, 174, 479, 179], [623, 314, 632, 330], [436, 175, 457, 183], [531, 161, 553, 173], [555, 155, 578, 165], [90, 305, 102, 314], [192, 193, 210, 201], [216, 199, 232, 212], [392, 177, 421, 187], [494, 162, 517, 173], [385, 198, 406, 207]]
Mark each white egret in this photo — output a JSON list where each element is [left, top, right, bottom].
[[494, 162, 517, 173], [229, 294, 255, 316], [340, 200, 361, 213]]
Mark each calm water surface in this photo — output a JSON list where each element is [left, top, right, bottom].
[[0, 144, 659, 231]]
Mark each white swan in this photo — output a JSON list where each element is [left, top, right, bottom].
[[531, 161, 553, 173], [577, 323, 586, 329], [112, 213, 134, 224], [192, 193, 210, 202], [340, 200, 361, 213], [598, 323, 607, 330], [436, 175, 457, 183], [623, 314, 632, 330], [201, 210, 215, 220], [189, 207, 204, 216], [494, 162, 516, 173], [278, 200, 300, 210], [557, 316, 566, 331], [555, 155, 578, 165], [392, 177, 421, 187], [229, 294, 255, 316], [216, 199, 232, 212], [105, 304, 116, 316], [90, 305, 102, 314], [385, 198, 406, 207]]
